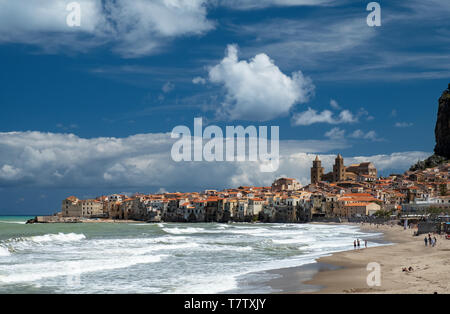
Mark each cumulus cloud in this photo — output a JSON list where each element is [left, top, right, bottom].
[[208, 44, 314, 121], [292, 108, 357, 126], [192, 77, 206, 85], [324, 127, 345, 140], [0, 131, 429, 190], [349, 129, 382, 142], [0, 0, 213, 57]]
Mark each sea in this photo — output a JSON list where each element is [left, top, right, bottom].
[[0, 216, 385, 294]]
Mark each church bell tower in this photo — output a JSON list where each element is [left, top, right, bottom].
[[311, 155, 324, 184]]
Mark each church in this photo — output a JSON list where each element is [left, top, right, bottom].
[[310, 154, 377, 184]]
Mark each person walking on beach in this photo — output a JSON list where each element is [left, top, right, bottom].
[[433, 236, 437, 247], [354, 240, 357, 249], [424, 236, 428, 247], [364, 240, 368, 248], [357, 239, 360, 249]]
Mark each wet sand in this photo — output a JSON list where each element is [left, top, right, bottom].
[[303, 223, 450, 294], [249, 223, 450, 294]]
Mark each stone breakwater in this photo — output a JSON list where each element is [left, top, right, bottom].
[[25, 216, 147, 224], [26, 216, 81, 224]]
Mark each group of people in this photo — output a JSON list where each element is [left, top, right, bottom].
[[424, 234, 438, 247], [353, 239, 368, 249]]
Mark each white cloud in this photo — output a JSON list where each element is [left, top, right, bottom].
[[349, 129, 382, 142], [220, 0, 337, 10], [0, 0, 102, 36], [192, 77, 207, 85], [162, 81, 175, 93], [0, 0, 213, 57], [0, 165, 23, 180], [324, 128, 382, 142], [0, 131, 429, 190], [292, 108, 357, 126], [324, 127, 345, 140], [395, 122, 414, 128], [0, 0, 340, 57], [330, 99, 341, 110], [103, 0, 214, 57], [208, 44, 314, 121]]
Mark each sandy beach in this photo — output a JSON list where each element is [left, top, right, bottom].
[[302, 223, 450, 294]]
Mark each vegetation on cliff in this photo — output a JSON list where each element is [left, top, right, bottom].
[[409, 154, 448, 172]]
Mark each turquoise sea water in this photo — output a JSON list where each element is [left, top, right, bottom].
[[0, 216, 384, 294]]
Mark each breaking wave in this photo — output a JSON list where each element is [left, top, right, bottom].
[[29, 233, 86, 243], [0, 247, 10, 257]]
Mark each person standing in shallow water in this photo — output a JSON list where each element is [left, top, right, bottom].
[[364, 240, 368, 248], [357, 239, 360, 248], [354, 240, 357, 249]]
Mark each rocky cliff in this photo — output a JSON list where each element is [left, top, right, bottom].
[[434, 84, 450, 158], [410, 84, 450, 171]]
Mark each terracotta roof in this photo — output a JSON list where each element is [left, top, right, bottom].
[[344, 202, 374, 207]]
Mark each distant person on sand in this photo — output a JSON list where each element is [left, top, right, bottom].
[[357, 239, 360, 248], [364, 240, 368, 248], [354, 240, 357, 249], [424, 237, 428, 246], [433, 236, 437, 247]]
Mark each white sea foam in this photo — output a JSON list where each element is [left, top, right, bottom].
[[0, 223, 388, 293], [227, 227, 269, 235], [97, 243, 200, 256], [30, 233, 86, 243], [0, 221, 26, 225], [197, 244, 253, 252], [1, 233, 87, 252], [271, 237, 315, 245], [173, 273, 239, 294], [163, 227, 206, 234], [0, 247, 10, 257], [0, 254, 167, 284]]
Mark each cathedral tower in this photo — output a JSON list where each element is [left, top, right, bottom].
[[333, 154, 345, 182], [311, 155, 324, 184]]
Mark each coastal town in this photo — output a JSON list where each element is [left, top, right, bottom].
[[33, 154, 450, 226]]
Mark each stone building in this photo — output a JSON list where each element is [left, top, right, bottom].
[[310, 154, 377, 184], [310, 156, 324, 184], [61, 196, 103, 218], [333, 154, 345, 182], [62, 196, 80, 217], [272, 177, 302, 192]]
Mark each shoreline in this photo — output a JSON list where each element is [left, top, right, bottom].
[[259, 223, 449, 294], [229, 222, 388, 294]]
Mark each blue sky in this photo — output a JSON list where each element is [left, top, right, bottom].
[[0, 0, 449, 214]]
